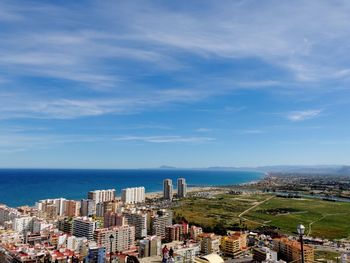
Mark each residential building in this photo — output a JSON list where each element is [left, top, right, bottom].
[[88, 189, 116, 204], [13, 216, 34, 234], [151, 210, 173, 239], [124, 211, 148, 239], [104, 212, 127, 228], [163, 179, 173, 200], [58, 218, 74, 234], [253, 247, 279, 263], [272, 238, 314, 263], [165, 224, 185, 242], [80, 199, 96, 217], [72, 217, 97, 240], [190, 226, 203, 240], [139, 236, 161, 258], [94, 225, 135, 253], [177, 178, 187, 198], [0, 205, 21, 225], [198, 233, 221, 255], [36, 198, 66, 218], [65, 200, 80, 217], [121, 187, 146, 204], [220, 233, 247, 257]]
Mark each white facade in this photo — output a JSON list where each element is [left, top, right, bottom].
[[67, 236, 87, 252], [36, 198, 67, 217], [32, 220, 52, 233], [0, 205, 21, 225], [121, 187, 145, 204], [88, 189, 116, 204], [94, 225, 135, 253], [13, 217, 34, 234]]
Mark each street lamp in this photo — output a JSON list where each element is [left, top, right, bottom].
[[297, 224, 305, 263], [109, 234, 114, 263]]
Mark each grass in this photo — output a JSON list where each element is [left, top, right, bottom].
[[173, 194, 350, 240], [314, 250, 341, 262], [244, 197, 350, 239]]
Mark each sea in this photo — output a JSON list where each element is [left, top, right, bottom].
[[0, 169, 264, 207]]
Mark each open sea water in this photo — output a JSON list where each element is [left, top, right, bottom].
[[0, 169, 263, 207]]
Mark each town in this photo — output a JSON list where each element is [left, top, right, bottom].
[[1, 177, 349, 263]]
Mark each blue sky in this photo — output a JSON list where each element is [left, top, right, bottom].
[[0, 0, 350, 168]]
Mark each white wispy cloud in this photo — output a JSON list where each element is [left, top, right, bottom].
[[114, 135, 214, 143], [287, 110, 322, 122]]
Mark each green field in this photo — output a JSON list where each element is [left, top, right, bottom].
[[173, 193, 350, 239]]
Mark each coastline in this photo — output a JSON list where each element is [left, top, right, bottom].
[[144, 186, 220, 199]]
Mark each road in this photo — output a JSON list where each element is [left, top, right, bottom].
[[238, 196, 274, 218]]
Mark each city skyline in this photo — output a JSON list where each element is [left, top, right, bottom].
[[1, 0, 350, 168]]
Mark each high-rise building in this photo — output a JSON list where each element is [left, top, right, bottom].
[[72, 217, 97, 240], [104, 212, 127, 228], [36, 198, 67, 218], [65, 200, 81, 217], [88, 189, 116, 204], [177, 178, 187, 198], [150, 210, 173, 239], [163, 179, 173, 200], [13, 216, 34, 234], [94, 225, 135, 253], [0, 205, 21, 225], [58, 218, 73, 234], [165, 224, 185, 242], [121, 187, 145, 204], [124, 211, 147, 239], [80, 199, 96, 217]]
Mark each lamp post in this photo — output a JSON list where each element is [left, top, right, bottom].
[[109, 234, 114, 263], [297, 224, 305, 263]]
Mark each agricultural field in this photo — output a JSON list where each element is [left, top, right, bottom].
[[173, 193, 350, 239]]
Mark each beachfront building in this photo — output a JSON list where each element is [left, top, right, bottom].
[[177, 178, 187, 198], [121, 187, 145, 204], [88, 189, 116, 204], [163, 179, 173, 200], [272, 238, 314, 263], [36, 198, 67, 218]]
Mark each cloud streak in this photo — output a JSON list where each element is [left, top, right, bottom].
[[287, 110, 322, 122], [114, 135, 214, 143]]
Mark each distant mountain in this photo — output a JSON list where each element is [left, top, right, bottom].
[[207, 165, 350, 175]]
